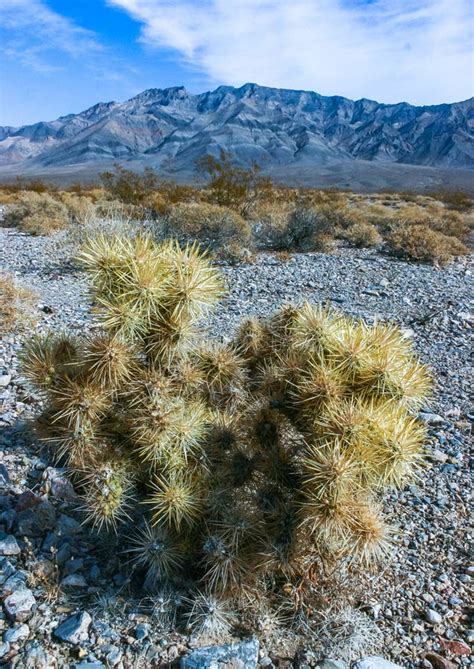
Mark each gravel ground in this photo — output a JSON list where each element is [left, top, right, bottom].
[[0, 225, 472, 668]]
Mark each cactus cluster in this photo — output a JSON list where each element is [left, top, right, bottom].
[[21, 235, 431, 628]]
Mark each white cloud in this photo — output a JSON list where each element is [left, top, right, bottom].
[[107, 0, 474, 104], [0, 0, 103, 72]]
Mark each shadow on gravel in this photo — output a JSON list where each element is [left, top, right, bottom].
[[0, 417, 136, 620]]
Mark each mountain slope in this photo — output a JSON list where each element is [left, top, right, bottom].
[[0, 84, 473, 176]]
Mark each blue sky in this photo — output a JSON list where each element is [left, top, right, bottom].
[[1, 0, 473, 126]]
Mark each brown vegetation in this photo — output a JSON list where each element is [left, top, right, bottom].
[[4, 192, 69, 235], [0, 273, 37, 333], [0, 160, 472, 264], [387, 224, 470, 265]]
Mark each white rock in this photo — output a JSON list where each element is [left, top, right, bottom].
[[3, 589, 36, 622], [425, 608, 443, 624], [0, 375, 11, 388], [0, 535, 20, 556], [353, 658, 403, 669]]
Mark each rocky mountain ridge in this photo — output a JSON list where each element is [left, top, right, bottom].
[[1, 83, 473, 180]]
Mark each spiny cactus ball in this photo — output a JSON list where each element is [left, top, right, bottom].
[[21, 235, 432, 629]]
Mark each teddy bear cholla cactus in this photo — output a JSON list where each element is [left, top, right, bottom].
[[20, 235, 431, 622]]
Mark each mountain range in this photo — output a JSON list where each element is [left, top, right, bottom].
[[1, 83, 473, 190]]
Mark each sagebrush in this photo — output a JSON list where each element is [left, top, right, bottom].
[[20, 235, 433, 633]]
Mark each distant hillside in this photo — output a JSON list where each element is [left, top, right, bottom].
[[0, 83, 473, 189]]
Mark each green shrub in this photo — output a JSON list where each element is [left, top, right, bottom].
[[4, 192, 69, 235], [21, 235, 432, 632]]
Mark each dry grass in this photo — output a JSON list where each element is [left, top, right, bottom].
[[163, 201, 252, 256], [4, 192, 69, 235], [342, 221, 382, 248], [387, 224, 470, 264], [57, 192, 96, 225], [1, 180, 471, 265], [0, 272, 37, 333]]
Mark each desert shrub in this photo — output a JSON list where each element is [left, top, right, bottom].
[[196, 150, 272, 211], [63, 200, 150, 251], [58, 193, 96, 225], [428, 210, 472, 242], [302, 189, 348, 208], [250, 203, 338, 253], [21, 235, 432, 632], [162, 202, 251, 256], [1, 177, 55, 194], [94, 199, 145, 222], [0, 273, 36, 333], [280, 206, 334, 251], [249, 202, 293, 250], [100, 165, 159, 205], [4, 192, 69, 235], [427, 189, 473, 211], [387, 224, 470, 264], [342, 222, 382, 248], [144, 183, 202, 217], [394, 204, 432, 226]]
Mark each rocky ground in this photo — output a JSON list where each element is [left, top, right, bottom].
[[0, 225, 472, 669]]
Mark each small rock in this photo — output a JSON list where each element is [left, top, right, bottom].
[[0, 642, 10, 659], [3, 588, 36, 622], [134, 622, 149, 640], [0, 558, 16, 586], [419, 412, 445, 426], [0, 465, 10, 486], [3, 622, 29, 643], [424, 653, 456, 669], [0, 534, 20, 556], [54, 611, 92, 645], [181, 637, 259, 669], [425, 609, 443, 624], [42, 467, 77, 501], [21, 641, 49, 668], [105, 646, 122, 666], [439, 638, 471, 656], [430, 449, 448, 464], [15, 494, 56, 537], [353, 659, 403, 669], [61, 573, 88, 589], [0, 375, 11, 388]]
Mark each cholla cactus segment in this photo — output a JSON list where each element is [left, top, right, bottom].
[[162, 241, 226, 321], [126, 521, 183, 582], [50, 375, 111, 431], [81, 456, 134, 531], [19, 333, 78, 390], [184, 591, 234, 637], [83, 334, 138, 388], [20, 234, 433, 629], [290, 302, 342, 354], [302, 439, 362, 504], [145, 474, 204, 530]]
